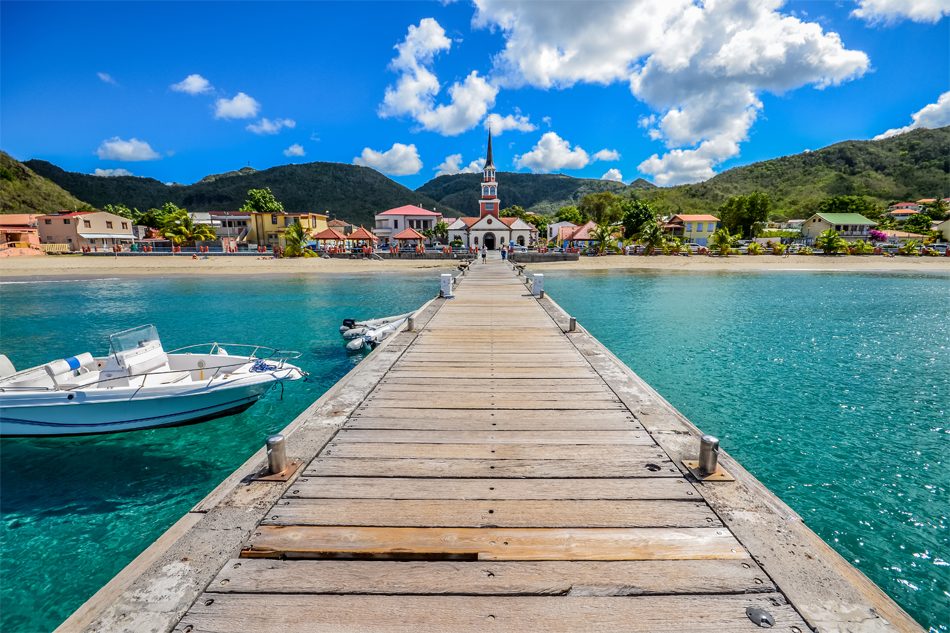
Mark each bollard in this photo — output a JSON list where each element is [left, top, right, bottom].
[[407, 316, 415, 332], [266, 434, 288, 475], [569, 317, 576, 332], [698, 435, 719, 474], [539, 290, 545, 299]]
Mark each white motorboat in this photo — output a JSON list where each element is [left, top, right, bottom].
[[0, 325, 305, 437], [345, 317, 408, 352]]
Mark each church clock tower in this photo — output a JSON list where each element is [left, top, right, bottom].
[[478, 130, 499, 219]]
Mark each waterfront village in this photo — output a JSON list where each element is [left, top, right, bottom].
[[3, 132, 950, 258]]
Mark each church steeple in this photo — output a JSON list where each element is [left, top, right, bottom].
[[479, 128, 499, 219]]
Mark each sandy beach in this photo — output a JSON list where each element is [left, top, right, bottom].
[[0, 252, 947, 280]]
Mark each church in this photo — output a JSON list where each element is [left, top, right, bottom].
[[446, 131, 538, 249]]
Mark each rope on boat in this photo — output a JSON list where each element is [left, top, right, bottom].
[[250, 360, 278, 373]]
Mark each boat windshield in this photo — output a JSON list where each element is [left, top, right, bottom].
[[109, 325, 161, 356]]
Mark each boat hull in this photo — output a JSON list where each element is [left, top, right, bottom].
[[0, 379, 278, 437]]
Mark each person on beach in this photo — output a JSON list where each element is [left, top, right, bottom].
[[481, 245, 487, 262]]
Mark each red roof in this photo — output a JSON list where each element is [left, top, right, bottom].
[[891, 203, 918, 208], [378, 205, 441, 217], [39, 211, 95, 218], [891, 209, 918, 214], [349, 227, 377, 241], [457, 217, 479, 227], [313, 227, 347, 240], [393, 228, 427, 240], [328, 219, 351, 227], [670, 214, 719, 222]]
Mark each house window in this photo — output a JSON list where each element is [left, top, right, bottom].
[[121, 222, 128, 229], [474, 237, 479, 245], [393, 220, 399, 229], [44, 219, 51, 224], [106, 221, 113, 229], [686, 223, 693, 232], [63, 219, 71, 225], [271, 215, 277, 225], [84, 220, 92, 228], [88, 238, 97, 244], [485, 203, 494, 211]]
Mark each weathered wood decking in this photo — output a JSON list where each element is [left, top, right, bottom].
[[65, 259, 923, 633]]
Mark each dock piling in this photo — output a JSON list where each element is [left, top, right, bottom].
[[266, 435, 287, 474], [699, 435, 720, 474]]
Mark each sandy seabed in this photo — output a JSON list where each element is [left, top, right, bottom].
[[0, 253, 947, 281]]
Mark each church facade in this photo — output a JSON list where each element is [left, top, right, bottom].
[[446, 131, 537, 249]]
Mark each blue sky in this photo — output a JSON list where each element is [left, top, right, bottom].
[[1, 0, 947, 190]]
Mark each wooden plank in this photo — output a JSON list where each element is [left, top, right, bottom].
[[177, 594, 806, 633], [262, 499, 720, 528], [344, 419, 643, 431], [320, 443, 664, 460], [332, 430, 652, 444], [288, 477, 697, 500], [350, 408, 635, 421], [359, 399, 624, 410], [206, 558, 775, 595], [241, 526, 748, 561], [365, 392, 619, 404], [305, 458, 683, 478]]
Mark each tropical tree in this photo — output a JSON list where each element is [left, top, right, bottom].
[[709, 228, 739, 257], [500, 205, 527, 219], [583, 221, 619, 255], [746, 242, 764, 255], [103, 204, 136, 220], [433, 221, 449, 243], [554, 206, 586, 225], [814, 229, 848, 254], [923, 197, 948, 220], [283, 220, 316, 257], [579, 191, 624, 225], [620, 199, 656, 239], [818, 196, 883, 221], [525, 214, 548, 237], [634, 221, 667, 255], [898, 240, 921, 256], [718, 192, 771, 239], [903, 212, 935, 236], [160, 209, 216, 244], [240, 188, 284, 214], [851, 240, 874, 254]]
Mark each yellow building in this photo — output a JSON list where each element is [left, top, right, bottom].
[[247, 212, 328, 249], [665, 215, 721, 246]]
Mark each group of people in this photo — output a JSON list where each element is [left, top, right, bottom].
[[480, 244, 515, 262]]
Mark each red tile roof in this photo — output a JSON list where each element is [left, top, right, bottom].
[[459, 217, 479, 227], [670, 214, 719, 222], [349, 227, 377, 241], [378, 205, 441, 216], [328, 219, 351, 227], [392, 228, 427, 240], [39, 211, 95, 217], [313, 228, 348, 240], [890, 209, 919, 214]]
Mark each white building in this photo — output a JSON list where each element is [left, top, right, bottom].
[[548, 221, 578, 241], [446, 131, 538, 249], [374, 205, 443, 245]]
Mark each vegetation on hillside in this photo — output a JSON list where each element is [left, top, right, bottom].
[[23, 160, 455, 226], [0, 151, 97, 214]]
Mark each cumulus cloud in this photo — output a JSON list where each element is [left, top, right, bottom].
[[485, 112, 537, 135], [434, 154, 485, 176], [593, 149, 621, 161], [353, 142, 423, 176], [247, 117, 296, 135], [379, 18, 498, 136], [515, 132, 589, 173], [214, 92, 260, 119], [171, 74, 214, 95], [283, 143, 306, 157], [601, 169, 624, 182], [95, 137, 162, 162], [93, 168, 133, 177], [97, 72, 116, 85], [874, 92, 950, 140], [852, 0, 949, 24], [473, 0, 869, 185]]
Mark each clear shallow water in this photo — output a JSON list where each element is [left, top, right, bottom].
[[544, 269, 948, 631], [0, 272, 445, 633]]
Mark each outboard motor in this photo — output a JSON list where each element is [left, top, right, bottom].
[[340, 318, 357, 334]]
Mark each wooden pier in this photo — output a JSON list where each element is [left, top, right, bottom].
[[63, 259, 923, 633]]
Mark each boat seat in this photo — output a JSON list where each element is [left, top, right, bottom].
[[127, 351, 170, 376], [45, 353, 100, 388]]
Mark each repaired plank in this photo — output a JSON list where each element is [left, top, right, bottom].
[[242, 526, 748, 561]]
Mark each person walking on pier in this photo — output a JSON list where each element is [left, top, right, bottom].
[[481, 245, 487, 263]]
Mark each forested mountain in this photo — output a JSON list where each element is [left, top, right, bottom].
[[21, 160, 455, 226], [0, 151, 97, 214], [639, 126, 950, 219], [417, 172, 656, 217]]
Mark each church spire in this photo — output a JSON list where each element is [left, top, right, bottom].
[[485, 127, 494, 169]]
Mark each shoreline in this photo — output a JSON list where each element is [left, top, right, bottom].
[[0, 253, 947, 281]]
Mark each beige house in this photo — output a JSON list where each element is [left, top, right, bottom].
[[37, 211, 134, 251], [935, 218, 950, 242], [800, 213, 876, 243]]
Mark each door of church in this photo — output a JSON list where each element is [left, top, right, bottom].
[[484, 233, 495, 250]]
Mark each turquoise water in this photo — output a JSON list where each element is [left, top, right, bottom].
[[0, 272, 446, 633], [544, 269, 948, 631]]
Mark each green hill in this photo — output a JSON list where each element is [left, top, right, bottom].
[[638, 126, 950, 219], [21, 160, 456, 226], [0, 151, 98, 215], [416, 172, 656, 217]]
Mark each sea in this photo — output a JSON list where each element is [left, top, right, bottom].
[[0, 269, 947, 632]]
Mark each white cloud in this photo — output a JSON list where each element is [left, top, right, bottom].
[[171, 74, 214, 95], [473, 0, 869, 185], [214, 92, 260, 119], [97, 72, 116, 85], [283, 143, 306, 157], [247, 118, 296, 135], [514, 132, 589, 173], [852, 0, 949, 24], [601, 169, 624, 182], [379, 19, 498, 136], [95, 137, 162, 162], [93, 168, 133, 177], [485, 112, 537, 135], [593, 149, 621, 162], [434, 154, 485, 176], [353, 142, 423, 176], [310, 132, 321, 141], [873, 92, 950, 140], [542, 116, 551, 127]]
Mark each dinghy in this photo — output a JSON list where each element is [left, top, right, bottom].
[[339, 312, 413, 336], [0, 325, 305, 437], [345, 316, 408, 352]]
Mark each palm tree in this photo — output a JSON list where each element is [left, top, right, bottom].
[[898, 240, 921, 256], [634, 221, 667, 255], [746, 242, 764, 255], [434, 221, 449, 244], [584, 221, 617, 255], [709, 228, 738, 257], [284, 221, 315, 257], [160, 209, 216, 245], [815, 229, 847, 254]]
